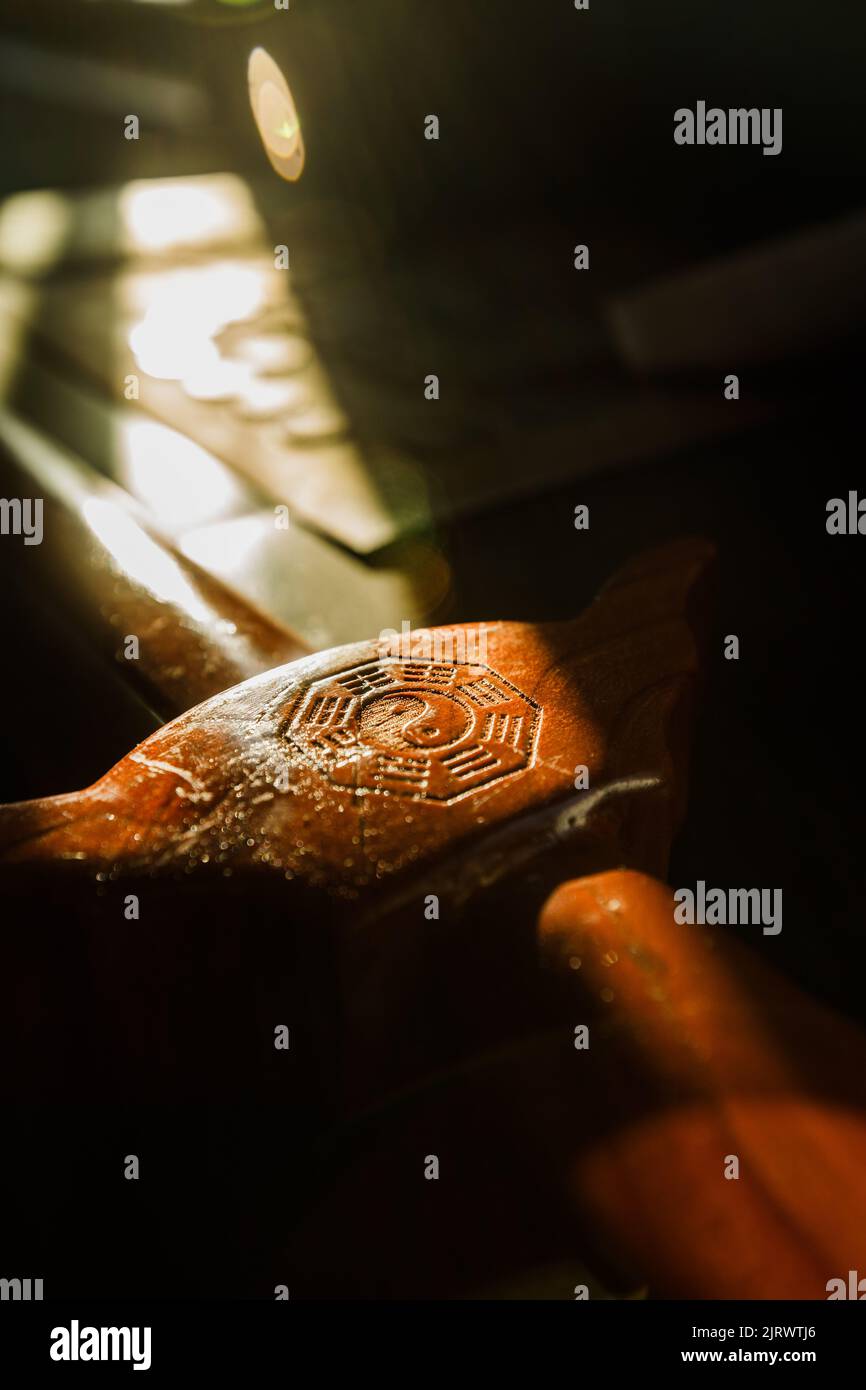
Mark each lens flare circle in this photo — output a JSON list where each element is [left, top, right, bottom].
[[248, 47, 305, 182]]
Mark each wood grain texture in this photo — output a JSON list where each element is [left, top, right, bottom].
[[0, 538, 713, 882], [0, 540, 713, 1119]]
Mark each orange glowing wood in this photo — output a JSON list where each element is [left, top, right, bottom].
[[283, 870, 866, 1298], [536, 869, 866, 1299], [0, 541, 713, 1120]]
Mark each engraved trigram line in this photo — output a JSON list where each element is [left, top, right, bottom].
[[441, 743, 500, 781], [310, 727, 357, 755], [400, 663, 456, 684], [305, 692, 354, 727], [373, 753, 431, 784], [481, 712, 524, 748], [338, 665, 396, 696], [463, 677, 505, 709]]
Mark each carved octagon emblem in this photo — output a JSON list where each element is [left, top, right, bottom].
[[283, 658, 541, 802]]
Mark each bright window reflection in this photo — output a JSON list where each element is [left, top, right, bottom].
[[182, 515, 267, 578], [0, 190, 71, 273], [82, 497, 212, 623], [127, 262, 269, 379], [118, 419, 244, 530], [119, 175, 262, 255]]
